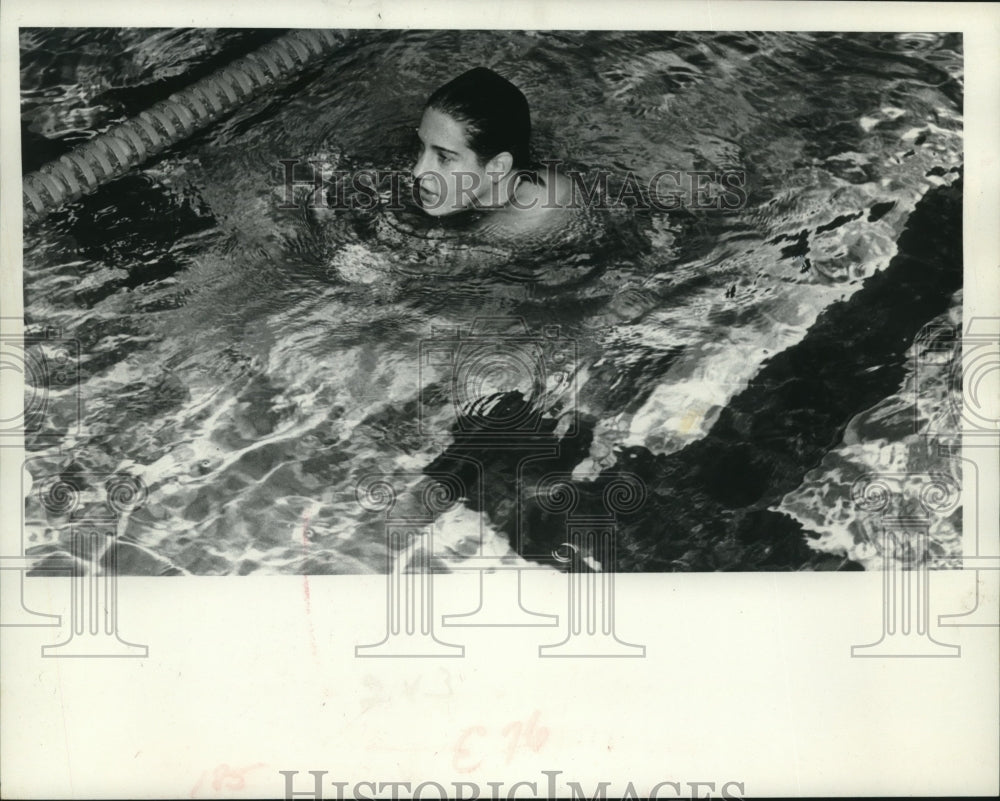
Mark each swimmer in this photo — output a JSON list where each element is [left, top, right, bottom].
[[412, 67, 575, 234]]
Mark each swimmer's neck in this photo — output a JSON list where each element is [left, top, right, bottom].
[[481, 166, 573, 216], [477, 170, 530, 211], [471, 167, 576, 238]]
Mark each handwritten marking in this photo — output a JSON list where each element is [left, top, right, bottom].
[[360, 668, 455, 713], [452, 711, 549, 773], [190, 763, 266, 797], [299, 505, 320, 659], [453, 726, 487, 773], [500, 710, 549, 764]]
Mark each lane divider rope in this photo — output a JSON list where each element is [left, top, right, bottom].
[[23, 29, 345, 224]]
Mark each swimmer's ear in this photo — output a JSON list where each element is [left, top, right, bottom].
[[485, 151, 514, 180]]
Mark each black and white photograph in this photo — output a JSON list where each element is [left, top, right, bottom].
[[2, 1, 998, 798], [14, 25, 968, 573]]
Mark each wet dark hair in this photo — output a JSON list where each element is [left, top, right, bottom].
[[426, 67, 531, 170]]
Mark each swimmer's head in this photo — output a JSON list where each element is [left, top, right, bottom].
[[427, 67, 531, 169], [412, 67, 532, 217]]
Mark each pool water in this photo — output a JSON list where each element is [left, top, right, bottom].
[[20, 29, 964, 574]]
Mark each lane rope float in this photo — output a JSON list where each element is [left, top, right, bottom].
[[22, 29, 346, 225]]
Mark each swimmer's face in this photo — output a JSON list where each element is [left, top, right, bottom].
[[412, 107, 511, 216]]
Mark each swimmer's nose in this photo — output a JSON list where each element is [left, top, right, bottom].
[[410, 151, 431, 182], [412, 150, 431, 181]]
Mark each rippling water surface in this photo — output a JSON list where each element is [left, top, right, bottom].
[[20, 29, 963, 574]]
